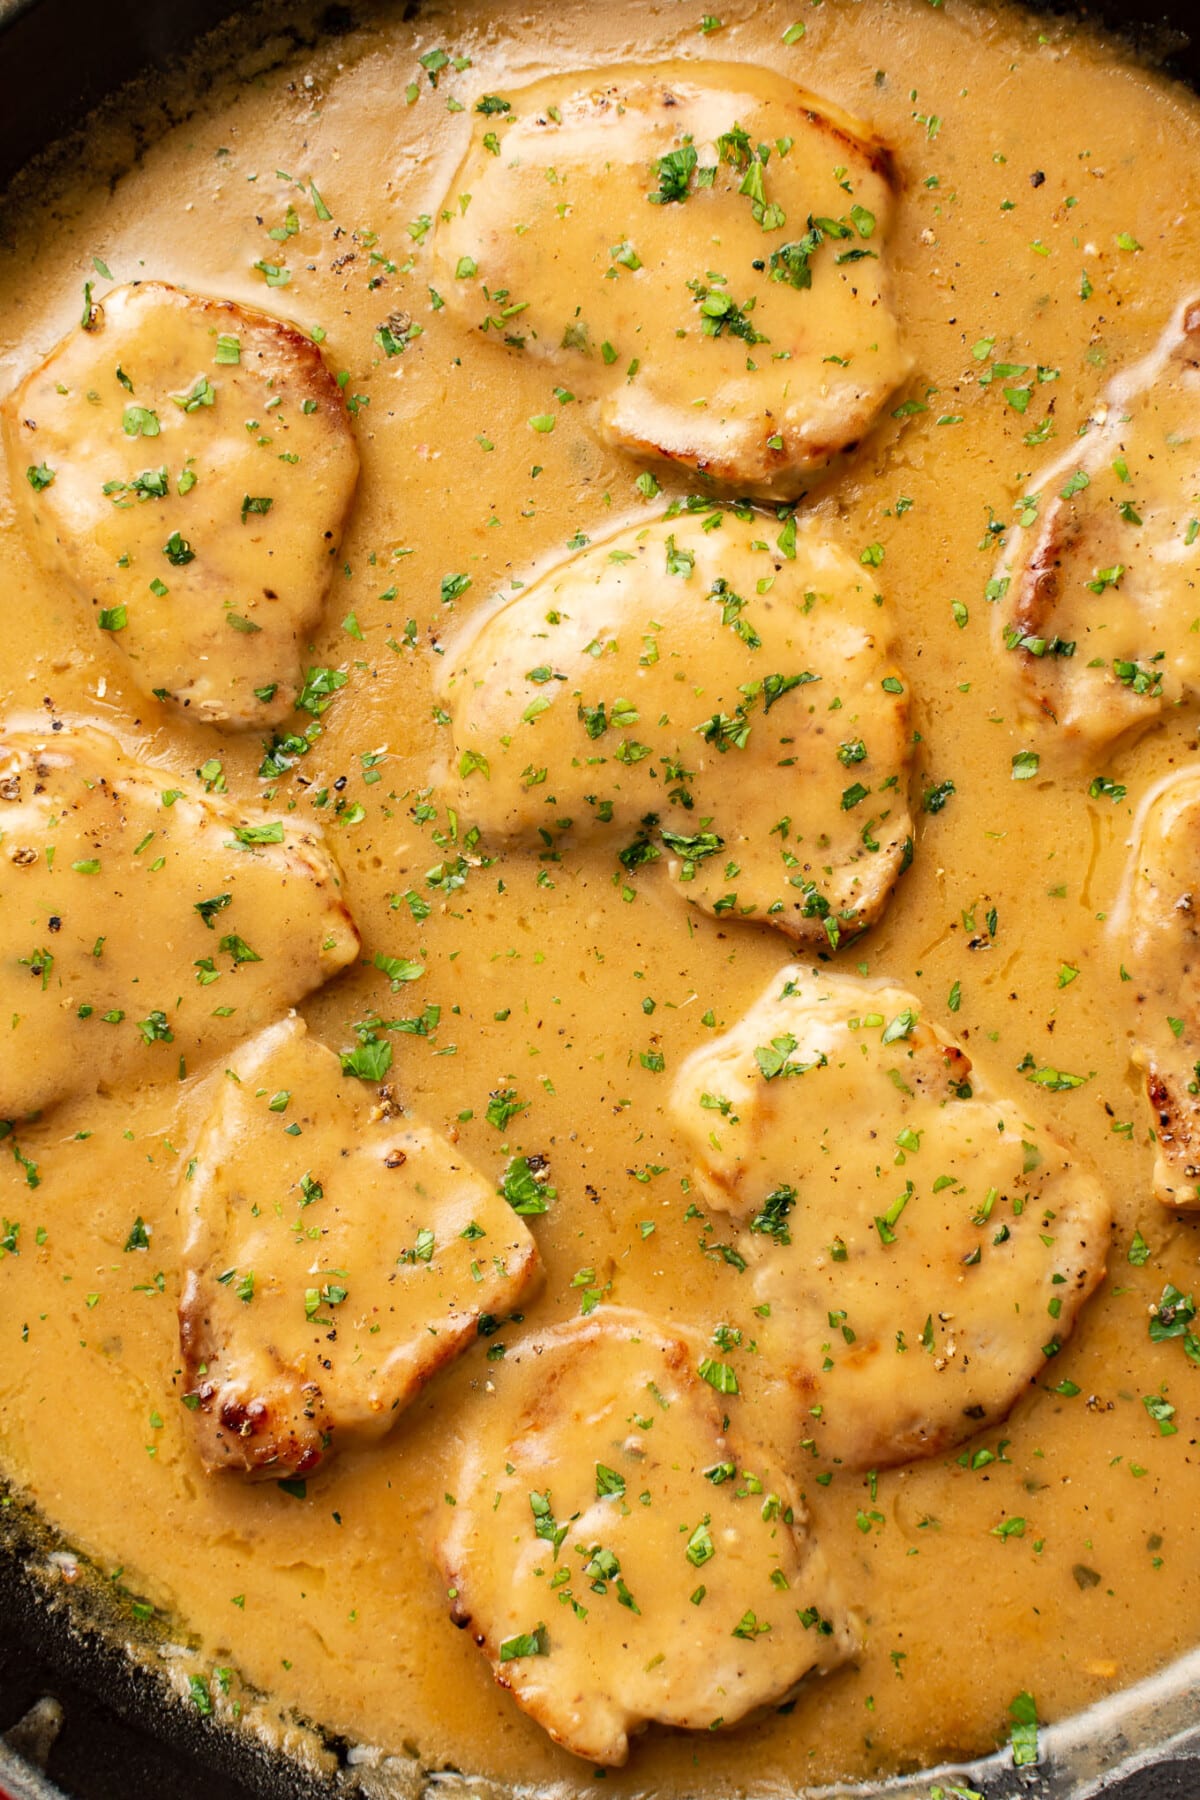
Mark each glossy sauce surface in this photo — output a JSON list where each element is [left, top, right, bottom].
[[3, 0, 1200, 1788]]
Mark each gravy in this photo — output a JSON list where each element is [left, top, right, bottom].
[[3, 0, 1200, 1787]]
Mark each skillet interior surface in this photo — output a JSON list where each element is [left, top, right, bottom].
[[0, 0, 1198, 1796]]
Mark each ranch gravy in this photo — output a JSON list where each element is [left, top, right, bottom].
[[3, 0, 1200, 1787]]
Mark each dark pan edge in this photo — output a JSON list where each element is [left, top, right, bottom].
[[0, 0, 1191, 200], [0, 0, 368, 191], [7, 1461, 1200, 1800], [0, 1482, 400, 1800]]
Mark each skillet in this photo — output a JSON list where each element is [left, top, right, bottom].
[[0, 1, 1198, 1795]]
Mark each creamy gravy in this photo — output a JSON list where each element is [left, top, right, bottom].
[[3, 0, 1200, 1788]]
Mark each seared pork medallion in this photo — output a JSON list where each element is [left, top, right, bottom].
[[4, 281, 359, 729], [440, 512, 913, 948], [436, 1309, 854, 1766], [433, 63, 909, 499], [179, 1014, 542, 1477], [0, 721, 358, 1119], [670, 965, 1112, 1469], [1114, 768, 1200, 1209], [995, 296, 1200, 750]]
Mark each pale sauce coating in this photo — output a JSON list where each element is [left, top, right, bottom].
[[1113, 770, 1200, 1210], [3, 0, 1200, 1791], [433, 62, 910, 498], [671, 962, 1111, 1470], [437, 1310, 855, 1766], [0, 719, 358, 1119], [4, 283, 360, 730], [179, 1013, 543, 1477], [996, 295, 1200, 749], [441, 512, 913, 946]]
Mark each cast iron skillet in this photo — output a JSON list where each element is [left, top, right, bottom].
[[0, 1, 1198, 1796]]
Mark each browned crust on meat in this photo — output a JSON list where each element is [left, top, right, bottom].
[[604, 402, 888, 500], [1144, 1066, 1200, 1206], [1003, 486, 1160, 738], [1120, 773, 1200, 1208], [603, 417, 746, 491], [539, 78, 899, 191], [179, 1189, 541, 1479], [1175, 301, 1200, 356], [1008, 505, 1069, 640], [36, 279, 355, 427], [1002, 296, 1200, 740], [798, 105, 899, 188], [1145, 1067, 1197, 1168], [1004, 496, 1079, 726], [178, 1268, 331, 1477], [894, 1018, 973, 1098], [179, 1282, 531, 1479]]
